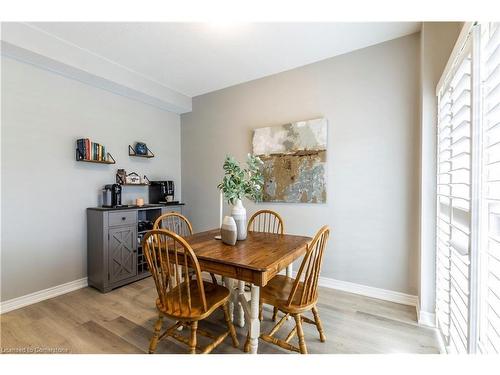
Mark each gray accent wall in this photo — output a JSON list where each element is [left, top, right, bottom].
[[181, 33, 421, 295], [1, 56, 181, 301]]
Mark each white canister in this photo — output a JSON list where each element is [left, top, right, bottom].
[[221, 216, 238, 246]]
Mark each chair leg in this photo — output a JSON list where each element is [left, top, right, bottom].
[[272, 306, 278, 321], [244, 333, 251, 353], [189, 321, 198, 354], [259, 302, 263, 321], [312, 306, 326, 342], [149, 312, 164, 354], [223, 302, 239, 348], [294, 314, 308, 354]]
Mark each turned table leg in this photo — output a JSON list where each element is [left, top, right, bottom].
[[222, 277, 235, 322], [236, 280, 246, 328], [285, 264, 293, 320], [249, 284, 261, 354], [286, 263, 293, 278]]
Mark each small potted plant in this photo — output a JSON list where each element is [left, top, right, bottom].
[[218, 154, 264, 240]]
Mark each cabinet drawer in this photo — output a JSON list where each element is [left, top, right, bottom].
[[109, 211, 137, 227]]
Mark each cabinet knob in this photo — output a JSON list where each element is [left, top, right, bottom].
[[122, 217, 126, 221]]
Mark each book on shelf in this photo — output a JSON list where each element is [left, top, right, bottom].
[[86, 139, 90, 159], [76, 139, 84, 160], [76, 138, 108, 161]]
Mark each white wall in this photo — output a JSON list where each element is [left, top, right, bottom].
[[418, 22, 462, 321], [181, 34, 421, 295], [1, 56, 181, 301]]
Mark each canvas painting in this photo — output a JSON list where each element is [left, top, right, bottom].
[[252, 118, 327, 203]]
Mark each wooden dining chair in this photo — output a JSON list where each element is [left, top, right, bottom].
[[153, 212, 218, 285], [247, 209, 285, 321], [245, 225, 330, 354], [247, 209, 285, 235], [143, 229, 239, 354], [153, 212, 193, 237]]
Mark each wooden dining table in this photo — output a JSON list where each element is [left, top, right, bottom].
[[183, 229, 312, 354]]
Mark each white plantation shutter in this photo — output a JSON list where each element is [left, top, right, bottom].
[[479, 22, 500, 354], [436, 22, 500, 354], [436, 37, 473, 354]]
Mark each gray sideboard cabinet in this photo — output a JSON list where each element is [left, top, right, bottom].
[[87, 203, 184, 292]]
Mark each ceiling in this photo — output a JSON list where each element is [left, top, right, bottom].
[[28, 22, 421, 97]]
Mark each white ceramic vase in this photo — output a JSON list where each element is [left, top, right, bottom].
[[231, 199, 247, 241], [221, 216, 237, 245]]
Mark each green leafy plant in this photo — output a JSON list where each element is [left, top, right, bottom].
[[217, 154, 264, 205]]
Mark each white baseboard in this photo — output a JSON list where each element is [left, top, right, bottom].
[[282, 270, 418, 307], [417, 310, 436, 327], [316, 276, 419, 307], [0, 277, 88, 314], [415, 300, 437, 327]]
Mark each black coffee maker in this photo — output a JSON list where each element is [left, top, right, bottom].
[[149, 181, 175, 204], [102, 184, 122, 207]]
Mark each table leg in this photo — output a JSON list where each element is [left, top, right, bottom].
[[236, 280, 246, 328], [286, 263, 293, 277], [249, 284, 260, 354], [285, 264, 293, 321], [222, 277, 234, 322]]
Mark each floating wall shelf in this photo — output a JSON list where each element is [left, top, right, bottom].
[[117, 175, 151, 186], [128, 145, 154, 158], [76, 149, 116, 164]]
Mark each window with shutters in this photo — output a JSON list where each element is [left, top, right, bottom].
[[436, 22, 500, 354]]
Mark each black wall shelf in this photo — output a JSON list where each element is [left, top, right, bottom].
[[128, 145, 154, 158], [76, 149, 116, 164], [117, 174, 150, 186]]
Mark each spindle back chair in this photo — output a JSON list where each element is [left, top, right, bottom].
[[153, 212, 218, 285], [153, 212, 193, 237], [247, 209, 285, 319], [143, 229, 238, 354], [246, 225, 330, 354], [247, 209, 284, 234], [287, 225, 329, 309]]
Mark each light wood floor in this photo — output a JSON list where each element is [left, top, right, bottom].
[[0, 277, 440, 354]]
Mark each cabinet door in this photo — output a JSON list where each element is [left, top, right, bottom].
[[108, 226, 137, 283]]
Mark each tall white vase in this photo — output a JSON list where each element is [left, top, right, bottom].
[[231, 199, 247, 240]]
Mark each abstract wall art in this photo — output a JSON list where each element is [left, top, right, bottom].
[[252, 118, 327, 203]]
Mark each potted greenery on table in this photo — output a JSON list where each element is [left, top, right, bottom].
[[217, 154, 264, 240]]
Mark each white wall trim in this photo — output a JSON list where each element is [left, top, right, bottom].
[[1, 23, 192, 114], [0, 278, 88, 314], [283, 270, 418, 307], [418, 310, 437, 327], [416, 299, 437, 327], [317, 276, 418, 307]]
